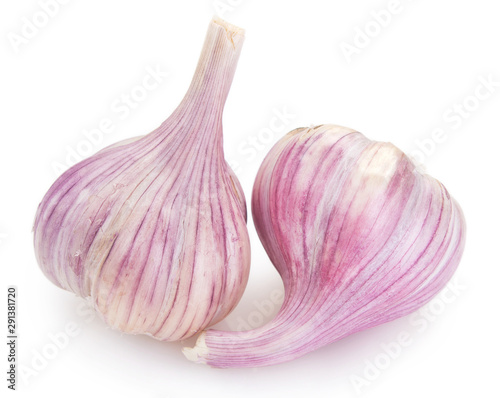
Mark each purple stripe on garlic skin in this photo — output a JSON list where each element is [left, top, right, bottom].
[[184, 124, 465, 367], [33, 17, 251, 341]]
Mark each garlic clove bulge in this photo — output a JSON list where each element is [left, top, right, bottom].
[[33, 17, 250, 341], [184, 124, 465, 367]]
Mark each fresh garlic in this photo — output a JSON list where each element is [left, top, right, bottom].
[[33, 17, 251, 341], [184, 124, 466, 367]]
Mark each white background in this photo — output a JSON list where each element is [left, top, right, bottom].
[[1, 0, 499, 397]]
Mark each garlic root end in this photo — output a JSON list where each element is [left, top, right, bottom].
[[182, 332, 208, 364]]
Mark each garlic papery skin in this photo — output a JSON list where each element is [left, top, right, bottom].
[[33, 17, 250, 341], [184, 124, 466, 367]]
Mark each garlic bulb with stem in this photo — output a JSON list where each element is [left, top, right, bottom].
[[33, 17, 250, 341], [184, 124, 466, 367]]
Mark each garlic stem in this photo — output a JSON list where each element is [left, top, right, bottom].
[[158, 17, 245, 140]]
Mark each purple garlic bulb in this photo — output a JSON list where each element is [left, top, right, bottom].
[[33, 18, 250, 341], [184, 124, 465, 367]]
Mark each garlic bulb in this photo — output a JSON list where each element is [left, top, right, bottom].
[[184, 124, 466, 367], [33, 17, 251, 341]]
